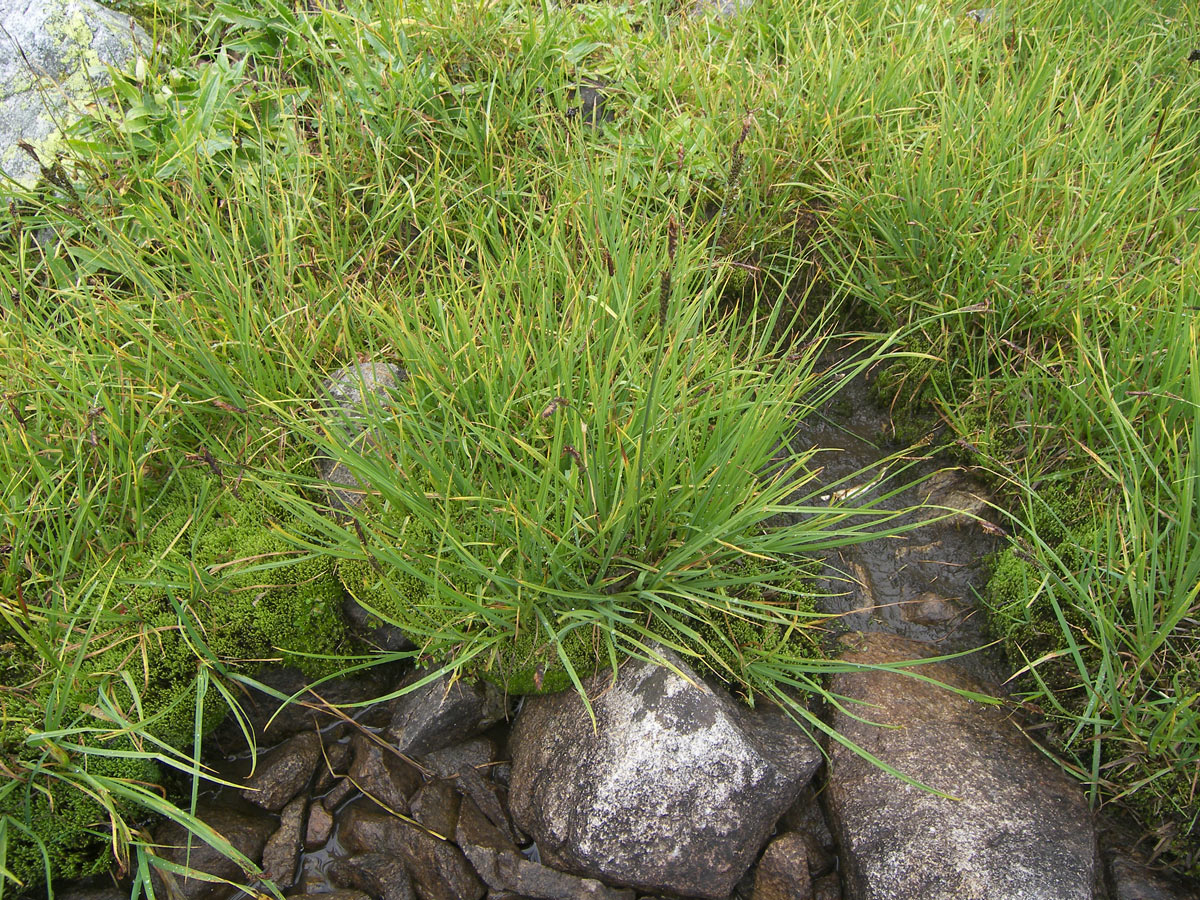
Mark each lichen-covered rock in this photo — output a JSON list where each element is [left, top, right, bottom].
[[1, 0, 147, 187], [508, 646, 823, 899]]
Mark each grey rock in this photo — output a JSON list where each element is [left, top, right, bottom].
[[1100, 826, 1200, 900], [315, 361, 407, 511], [260, 795, 305, 890], [0, 0, 147, 188], [387, 670, 508, 757], [826, 633, 1100, 900], [690, 0, 754, 17], [339, 800, 485, 900], [508, 647, 822, 899], [348, 731, 422, 814], [150, 802, 277, 900], [327, 853, 418, 900], [408, 778, 462, 840], [291, 892, 372, 900], [240, 731, 321, 812], [456, 796, 635, 900], [751, 832, 813, 900]]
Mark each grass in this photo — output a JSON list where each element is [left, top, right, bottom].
[[0, 0, 1198, 893]]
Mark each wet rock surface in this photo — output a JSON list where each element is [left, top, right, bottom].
[[508, 646, 822, 899], [150, 802, 277, 900], [241, 731, 322, 812], [827, 632, 1102, 900], [387, 670, 509, 756]]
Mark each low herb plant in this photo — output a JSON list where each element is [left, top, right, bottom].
[[3, 0, 1199, 891]]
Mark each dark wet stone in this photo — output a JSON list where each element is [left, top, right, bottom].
[[456, 797, 635, 900], [812, 873, 842, 900], [387, 671, 508, 757], [323, 775, 356, 811], [151, 802, 277, 900], [423, 734, 498, 777], [240, 731, 321, 812], [210, 666, 393, 746], [779, 785, 836, 873], [290, 891, 372, 900], [316, 361, 408, 510], [408, 778, 462, 840], [1100, 824, 1200, 900], [327, 852, 418, 900], [567, 80, 612, 127], [340, 801, 484, 900], [918, 469, 991, 528], [341, 590, 416, 652], [898, 591, 963, 626], [56, 889, 129, 900], [348, 731, 422, 813], [826, 633, 1101, 900], [313, 738, 353, 793], [260, 795, 305, 890], [751, 832, 813, 900], [304, 800, 334, 850], [508, 646, 822, 899]]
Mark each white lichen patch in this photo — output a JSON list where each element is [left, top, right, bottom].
[[0, 0, 148, 188]]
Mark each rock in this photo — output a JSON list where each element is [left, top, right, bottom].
[[150, 802, 277, 900], [293, 892, 372, 900], [260, 795, 305, 890], [1100, 825, 1200, 900], [0, 0, 147, 188], [387, 671, 509, 757], [778, 786, 836, 875], [339, 800, 485, 900], [340, 590, 416, 652], [424, 734, 498, 777], [918, 469, 991, 528], [456, 797, 635, 900], [508, 647, 823, 899], [56, 889, 129, 900], [567, 80, 612, 127], [240, 731, 321, 812], [327, 853, 418, 900], [348, 731, 423, 814], [408, 778, 462, 840], [304, 801, 334, 850], [313, 738, 353, 793], [813, 873, 842, 900], [898, 591, 963, 626], [690, 0, 754, 16], [751, 833, 813, 900], [210, 666, 393, 747], [323, 775, 356, 811], [315, 361, 407, 511], [826, 633, 1101, 900]]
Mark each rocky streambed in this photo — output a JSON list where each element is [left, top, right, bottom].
[[54, 358, 1200, 900]]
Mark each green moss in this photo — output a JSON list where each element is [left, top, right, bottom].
[[1, 472, 349, 889]]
